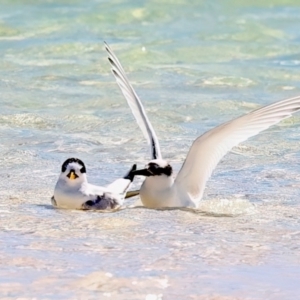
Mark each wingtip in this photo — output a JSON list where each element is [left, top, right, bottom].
[[111, 68, 116, 74], [104, 41, 110, 52], [123, 164, 137, 182], [108, 57, 113, 64]]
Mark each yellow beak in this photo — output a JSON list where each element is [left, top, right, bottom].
[[69, 171, 76, 180]]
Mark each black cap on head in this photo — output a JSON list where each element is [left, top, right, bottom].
[[148, 162, 172, 176], [61, 158, 86, 173], [133, 162, 173, 177]]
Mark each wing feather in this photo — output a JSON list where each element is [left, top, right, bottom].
[[105, 42, 162, 160], [175, 95, 300, 201]]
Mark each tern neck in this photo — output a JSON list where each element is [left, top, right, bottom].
[[143, 174, 174, 191]]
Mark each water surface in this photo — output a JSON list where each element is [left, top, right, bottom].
[[1, 0, 300, 298]]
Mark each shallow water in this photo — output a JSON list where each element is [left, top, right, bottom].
[[1, 0, 300, 298]]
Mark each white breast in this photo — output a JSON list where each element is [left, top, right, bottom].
[[139, 176, 197, 208], [54, 181, 89, 209]]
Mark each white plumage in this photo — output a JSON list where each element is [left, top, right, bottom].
[[52, 157, 136, 210], [106, 42, 300, 208]]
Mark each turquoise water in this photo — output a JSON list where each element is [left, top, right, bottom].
[[1, 0, 300, 298]]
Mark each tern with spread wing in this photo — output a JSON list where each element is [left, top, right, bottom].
[[52, 157, 136, 210], [105, 42, 300, 209]]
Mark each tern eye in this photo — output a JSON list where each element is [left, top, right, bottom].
[[149, 163, 159, 172], [80, 165, 86, 173]]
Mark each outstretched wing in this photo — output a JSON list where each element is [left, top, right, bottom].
[[105, 42, 162, 160], [106, 178, 131, 194], [106, 164, 137, 195], [175, 95, 300, 202]]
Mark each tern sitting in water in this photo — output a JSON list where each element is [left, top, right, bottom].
[[105, 42, 300, 209], [52, 157, 136, 210]]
